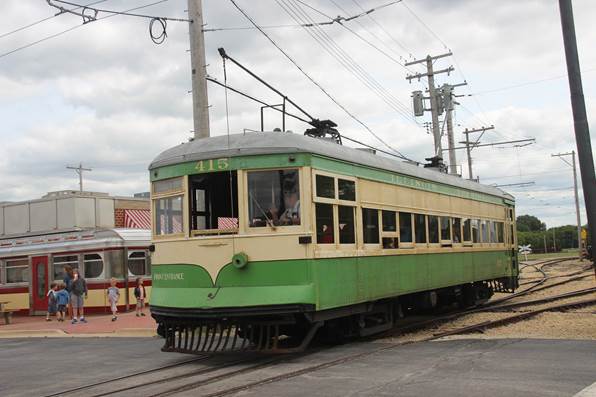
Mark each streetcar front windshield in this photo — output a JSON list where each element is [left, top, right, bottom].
[[247, 169, 300, 227]]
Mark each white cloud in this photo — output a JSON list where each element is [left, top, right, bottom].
[[1, 0, 595, 228]]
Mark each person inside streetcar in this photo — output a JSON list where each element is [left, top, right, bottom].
[[270, 176, 300, 226]]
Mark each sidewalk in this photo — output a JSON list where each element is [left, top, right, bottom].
[[0, 310, 157, 338]]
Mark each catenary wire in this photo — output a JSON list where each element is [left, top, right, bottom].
[[228, 0, 417, 163], [351, 0, 414, 60], [0, 0, 110, 40], [279, 0, 417, 125], [49, 0, 189, 22], [0, 0, 171, 60], [325, 0, 413, 71]]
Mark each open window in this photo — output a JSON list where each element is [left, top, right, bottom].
[[190, 171, 238, 234], [248, 169, 300, 227]]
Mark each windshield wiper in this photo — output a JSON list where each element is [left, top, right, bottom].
[[249, 192, 277, 230]]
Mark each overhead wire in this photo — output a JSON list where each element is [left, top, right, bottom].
[[0, 0, 173, 59], [0, 0, 110, 40], [326, 0, 414, 72], [204, 0, 400, 32], [278, 0, 417, 126], [228, 0, 417, 163], [351, 0, 414, 61]]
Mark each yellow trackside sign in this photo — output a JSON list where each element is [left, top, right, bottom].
[[581, 228, 587, 240]]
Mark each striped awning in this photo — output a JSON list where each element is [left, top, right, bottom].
[[124, 209, 151, 229]]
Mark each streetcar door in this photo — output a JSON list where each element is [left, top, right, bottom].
[[31, 256, 49, 313]]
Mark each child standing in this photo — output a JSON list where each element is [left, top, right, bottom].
[[46, 282, 58, 321], [107, 278, 120, 321], [134, 278, 146, 317], [55, 283, 70, 322]]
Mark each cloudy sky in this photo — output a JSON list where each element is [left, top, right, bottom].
[[1, 0, 595, 227]]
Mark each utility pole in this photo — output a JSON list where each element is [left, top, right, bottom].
[[188, 0, 210, 139], [459, 126, 494, 181], [66, 163, 92, 192], [406, 52, 453, 159], [559, 0, 596, 273], [552, 151, 583, 260], [442, 82, 467, 175]]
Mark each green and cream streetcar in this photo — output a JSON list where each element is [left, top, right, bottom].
[[149, 132, 517, 353]]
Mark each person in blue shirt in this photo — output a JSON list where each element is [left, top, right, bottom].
[[55, 283, 70, 322]]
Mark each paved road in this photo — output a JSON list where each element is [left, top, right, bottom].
[[1, 337, 595, 396]]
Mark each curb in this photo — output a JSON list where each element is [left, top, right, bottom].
[[0, 328, 157, 338]]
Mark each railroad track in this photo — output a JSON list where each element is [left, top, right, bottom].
[[150, 295, 596, 397], [40, 353, 272, 397], [47, 257, 593, 397]]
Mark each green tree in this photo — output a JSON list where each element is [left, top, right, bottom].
[[516, 215, 546, 232]]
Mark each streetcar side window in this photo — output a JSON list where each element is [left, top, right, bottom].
[[382, 210, 396, 232], [399, 212, 413, 243], [362, 208, 380, 244], [481, 220, 489, 242], [428, 215, 439, 243], [247, 169, 299, 227], [189, 171, 238, 232], [497, 222, 505, 243], [83, 253, 104, 279], [452, 218, 462, 243], [316, 175, 335, 199], [5, 259, 29, 284], [490, 221, 498, 243], [414, 214, 427, 244], [53, 255, 79, 280], [316, 203, 334, 244], [472, 219, 481, 243], [338, 206, 356, 244], [338, 179, 356, 201], [440, 217, 451, 243], [463, 218, 472, 242], [155, 196, 184, 235]]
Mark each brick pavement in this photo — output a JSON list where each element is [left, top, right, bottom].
[[0, 309, 157, 337]]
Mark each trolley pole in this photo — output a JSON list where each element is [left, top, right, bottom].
[[188, 0, 210, 139], [552, 151, 583, 260], [559, 0, 596, 274]]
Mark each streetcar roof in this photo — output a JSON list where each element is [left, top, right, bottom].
[[149, 132, 513, 201]]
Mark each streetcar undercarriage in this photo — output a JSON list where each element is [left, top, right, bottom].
[[152, 277, 515, 354]]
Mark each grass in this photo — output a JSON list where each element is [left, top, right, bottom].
[[523, 249, 580, 261]]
